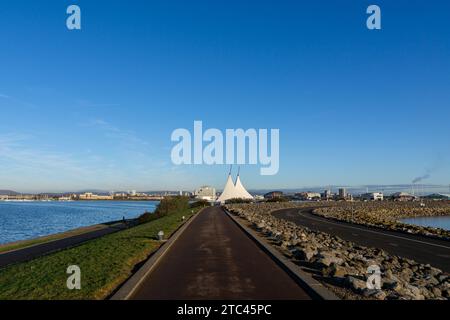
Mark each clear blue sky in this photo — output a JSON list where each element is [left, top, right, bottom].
[[0, 0, 449, 192]]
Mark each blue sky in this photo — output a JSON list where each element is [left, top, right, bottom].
[[0, 0, 449, 192]]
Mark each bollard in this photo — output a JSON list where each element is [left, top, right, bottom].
[[182, 216, 185, 221], [158, 230, 164, 241]]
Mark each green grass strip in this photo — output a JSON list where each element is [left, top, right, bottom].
[[0, 208, 198, 300]]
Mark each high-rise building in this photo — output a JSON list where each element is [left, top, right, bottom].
[[322, 189, 332, 200], [338, 188, 347, 199]]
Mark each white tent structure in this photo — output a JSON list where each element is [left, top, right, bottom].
[[217, 174, 236, 203], [234, 175, 253, 200], [217, 168, 254, 204]]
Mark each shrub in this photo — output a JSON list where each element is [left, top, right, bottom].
[[155, 196, 190, 216], [190, 199, 210, 208], [225, 198, 253, 204], [137, 212, 160, 224], [137, 196, 191, 224]]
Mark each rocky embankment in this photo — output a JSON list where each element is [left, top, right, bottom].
[[314, 201, 450, 240], [225, 203, 450, 300]]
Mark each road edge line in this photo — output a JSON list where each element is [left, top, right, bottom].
[[110, 208, 203, 300], [224, 208, 340, 301]]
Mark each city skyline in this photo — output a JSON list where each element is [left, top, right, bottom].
[[1, 1, 450, 192], [1, 183, 449, 196]]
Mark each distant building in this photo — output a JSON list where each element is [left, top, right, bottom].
[[391, 192, 416, 202], [361, 192, 384, 201], [338, 188, 347, 199], [2, 194, 35, 200], [322, 189, 333, 200], [78, 192, 113, 200], [194, 186, 216, 201], [296, 192, 321, 201], [264, 191, 284, 200], [114, 192, 127, 198], [423, 193, 450, 201], [58, 195, 73, 201]]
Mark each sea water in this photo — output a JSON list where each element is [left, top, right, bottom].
[[0, 201, 158, 245], [400, 216, 450, 231]]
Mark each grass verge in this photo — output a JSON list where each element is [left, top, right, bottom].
[[0, 224, 112, 254], [0, 207, 199, 300]]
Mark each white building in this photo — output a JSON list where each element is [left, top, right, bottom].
[[194, 186, 216, 201], [297, 192, 321, 200], [391, 192, 416, 201], [361, 192, 384, 201]]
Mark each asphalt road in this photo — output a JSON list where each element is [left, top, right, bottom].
[[273, 208, 450, 272], [130, 206, 311, 300], [0, 222, 130, 268]]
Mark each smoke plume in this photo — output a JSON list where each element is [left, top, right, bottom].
[[412, 173, 431, 184]]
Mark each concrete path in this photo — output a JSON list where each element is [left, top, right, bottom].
[[130, 206, 311, 300], [274, 208, 450, 272], [0, 221, 132, 268]]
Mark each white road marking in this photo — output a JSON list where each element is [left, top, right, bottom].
[[389, 243, 399, 247], [297, 210, 450, 250]]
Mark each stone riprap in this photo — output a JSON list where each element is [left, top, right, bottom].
[[313, 201, 450, 240], [225, 203, 450, 300]]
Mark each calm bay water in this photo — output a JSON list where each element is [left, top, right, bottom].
[[0, 201, 158, 245], [400, 216, 450, 231]]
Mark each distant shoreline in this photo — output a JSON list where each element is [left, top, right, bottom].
[[0, 199, 161, 202]]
